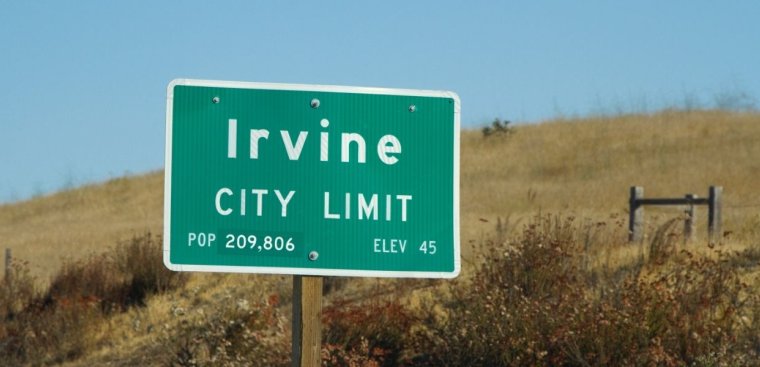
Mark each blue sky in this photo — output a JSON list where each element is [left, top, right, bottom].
[[1, 1, 759, 203]]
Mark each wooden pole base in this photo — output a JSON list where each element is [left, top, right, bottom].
[[292, 276, 323, 367]]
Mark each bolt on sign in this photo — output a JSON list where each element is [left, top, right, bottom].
[[163, 79, 460, 278]]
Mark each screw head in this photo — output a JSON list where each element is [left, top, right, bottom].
[[212, 96, 220, 104], [310, 98, 320, 109], [308, 251, 319, 261], [408, 105, 416, 112]]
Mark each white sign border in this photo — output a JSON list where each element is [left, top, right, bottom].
[[164, 78, 461, 278]]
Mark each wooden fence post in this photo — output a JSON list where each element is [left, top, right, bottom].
[[629, 186, 644, 243], [708, 186, 723, 243], [684, 194, 697, 243], [628, 186, 723, 244]]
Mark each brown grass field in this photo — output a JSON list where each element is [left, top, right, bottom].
[[1, 109, 760, 366]]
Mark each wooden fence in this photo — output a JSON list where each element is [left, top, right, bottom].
[[629, 186, 723, 243]]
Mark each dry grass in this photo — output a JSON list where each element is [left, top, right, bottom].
[[0, 171, 163, 282], [2, 110, 759, 281], [0, 233, 187, 366], [59, 272, 292, 366], [1, 109, 760, 365], [461, 109, 760, 261], [409, 215, 760, 366]]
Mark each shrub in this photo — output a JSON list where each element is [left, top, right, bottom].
[[165, 293, 290, 366], [0, 258, 103, 366], [408, 215, 759, 366], [43, 232, 187, 312], [323, 299, 415, 366], [322, 337, 386, 367], [2, 297, 103, 365], [482, 118, 515, 139], [113, 233, 188, 306], [0, 258, 38, 319], [46, 253, 125, 313], [0, 232, 189, 365]]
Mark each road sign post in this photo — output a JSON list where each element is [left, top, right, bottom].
[[291, 276, 322, 367], [164, 79, 460, 365]]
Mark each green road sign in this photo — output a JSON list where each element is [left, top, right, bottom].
[[163, 79, 460, 278]]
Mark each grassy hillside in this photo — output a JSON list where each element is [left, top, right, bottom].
[[0, 173, 164, 281], [2, 109, 760, 365], [3, 109, 758, 281], [461, 109, 760, 249]]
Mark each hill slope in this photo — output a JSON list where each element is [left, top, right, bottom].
[[2, 109, 760, 281], [461, 109, 760, 242], [2, 109, 760, 365], [0, 172, 164, 280]]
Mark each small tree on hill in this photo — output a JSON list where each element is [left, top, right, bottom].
[[482, 118, 515, 138]]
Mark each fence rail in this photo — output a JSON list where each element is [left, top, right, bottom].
[[635, 198, 710, 206], [629, 186, 722, 243]]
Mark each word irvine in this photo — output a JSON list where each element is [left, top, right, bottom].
[[227, 118, 402, 164], [214, 118, 412, 222]]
